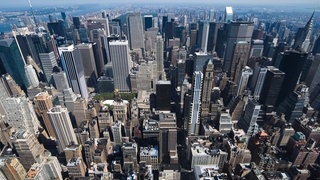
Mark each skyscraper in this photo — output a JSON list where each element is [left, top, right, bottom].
[[0, 38, 29, 89], [236, 66, 253, 96], [4, 97, 41, 134], [156, 35, 165, 80], [223, 22, 254, 72], [75, 43, 98, 86], [225, 7, 233, 23], [200, 60, 214, 119], [109, 40, 131, 92], [276, 50, 307, 106], [39, 52, 58, 83], [292, 12, 314, 52], [197, 21, 209, 52], [305, 54, 320, 93], [47, 106, 79, 152], [253, 67, 267, 100], [259, 66, 285, 108], [91, 29, 107, 74], [52, 71, 70, 92], [229, 41, 251, 82], [207, 22, 223, 53], [127, 13, 144, 50], [156, 80, 171, 111], [188, 71, 203, 136], [24, 63, 39, 88], [34, 92, 55, 138], [238, 98, 261, 136], [144, 15, 153, 31], [58, 44, 88, 99]]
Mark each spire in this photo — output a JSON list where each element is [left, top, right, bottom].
[[305, 11, 314, 32]]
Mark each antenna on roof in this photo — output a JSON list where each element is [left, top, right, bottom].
[[28, 0, 39, 30]]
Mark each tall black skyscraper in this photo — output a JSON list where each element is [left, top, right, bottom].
[[259, 66, 285, 109], [156, 81, 171, 111], [72, 17, 81, 29], [144, 15, 153, 31], [276, 50, 307, 106], [48, 20, 66, 37], [207, 22, 223, 53]]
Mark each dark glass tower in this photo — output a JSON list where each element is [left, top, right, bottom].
[[144, 15, 153, 31], [156, 81, 171, 111], [276, 50, 307, 106]]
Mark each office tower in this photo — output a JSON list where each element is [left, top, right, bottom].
[[190, 29, 198, 50], [219, 112, 233, 133], [188, 71, 203, 136], [58, 45, 88, 99], [276, 50, 307, 106], [11, 129, 45, 170], [193, 52, 214, 72], [109, 21, 121, 35], [4, 97, 40, 134], [75, 44, 98, 86], [127, 13, 144, 50], [250, 40, 264, 58], [159, 112, 178, 164], [306, 54, 320, 93], [24, 64, 39, 88], [109, 40, 131, 92], [253, 67, 267, 100], [225, 6, 233, 23], [223, 22, 254, 72], [39, 52, 57, 83], [67, 157, 87, 179], [47, 106, 79, 152], [207, 22, 223, 52], [277, 85, 308, 122], [230, 41, 251, 82], [292, 12, 314, 52], [236, 66, 253, 96], [310, 84, 320, 111], [156, 35, 165, 80], [238, 98, 261, 136], [122, 142, 138, 173], [209, 9, 215, 21], [34, 92, 55, 138], [312, 35, 320, 55], [91, 29, 107, 74], [112, 121, 122, 145], [0, 38, 29, 89], [0, 157, 26, 180], [259, 66, 285, 108], [200, 60, 214, 119], [47, 20, 66, 37], [52, 71, 70, 91], [25, 156, 62, 180], [0, 74, 25, 97], [144, 15, 153, 31], [156, 80, 171, 111], [229, 95, 247, 122], [165, 19, 176, 43], [72, 17, 81, 29], [197, 21, 209, 52]]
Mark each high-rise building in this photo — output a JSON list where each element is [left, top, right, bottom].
[[276, 50, 307, 106], [52, 71, 70, 92], [310, 84, 320, 111], [259, 66, 285, 108], [47, 106, 79, 152], [127, 13, 144, 50], [156, 81, 171, 111], [197, 21, 209, 52], [209, 9, 215, 21], [24, 63, 39, 88], [223, 22, 254, 72], [140, 146, 159, 170], [200, 60, 214, 119], [156, 35, 165, 80], [75, 43, 98, 86], [72, 17, 81, 29], [11, 129, 45, 170], [188, 71, 203, 136], [144, 15, 153, 31], [111, 121, 122, 145], [238, 98, 261, 136], [159, 112, 178, 164], [91, 29, 107, 74], [0, 157, 27, 180], [306, 54, 320, 93], [58, 44, 88, 99], [4, 97, 40, 134], [109, 40, 131, 92], [250, 40, 264, 58], [292, 12, 314, 52], [25, 156, 62, 180], [225, 7, 233, 23], [236, 66, 253, 96], [229, 41, 251, 82], [0, 38, 29, 89], [252, 67, 267, 100], [122, 142, 138, 173], [66, 157, 87, 179], [34, 92, 55, 138], [0, 74, 25, 97], [39, 52, 58, 83], [207, 22, 223, 53]]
